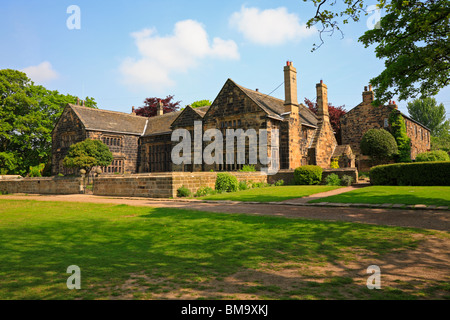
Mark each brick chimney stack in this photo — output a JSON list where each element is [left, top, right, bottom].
[[316, 80, 329, 120], [283, 61, 299, 114], [157, 100, 164, 116], [131, 106, 136, 115], [363, 84, 374, 104]]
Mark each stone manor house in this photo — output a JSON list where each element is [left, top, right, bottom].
[[51, 62, 431, 175]]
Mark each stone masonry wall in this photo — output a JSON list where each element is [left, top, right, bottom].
[[0, 177, 82, 195]]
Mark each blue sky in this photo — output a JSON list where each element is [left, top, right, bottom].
[[1, 0, 449, 117]]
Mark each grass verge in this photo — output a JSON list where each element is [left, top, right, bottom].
[[199, 185, 342, 202], [308, 186, 450, 206]]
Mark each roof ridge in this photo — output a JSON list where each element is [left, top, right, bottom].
[[69, 104, 148, 120]]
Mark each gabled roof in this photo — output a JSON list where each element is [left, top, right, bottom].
[[68, 104, 148, 135], [233, 80, 318, 126], [143, 110, 182, 136], [343, 102, 430, 131]]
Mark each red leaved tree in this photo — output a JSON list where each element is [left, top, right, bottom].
[[304, 98, 347, 144], [135, 95, 181, 117]]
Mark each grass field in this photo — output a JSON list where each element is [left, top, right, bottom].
[[0, 199, 448, 300], [308, 186, 450, 206], [199, 185, 342, 202]]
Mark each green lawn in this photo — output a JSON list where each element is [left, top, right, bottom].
[[308, 186, 450, 206], [0, 199, 447, 300], [199, 185, 342, 202]]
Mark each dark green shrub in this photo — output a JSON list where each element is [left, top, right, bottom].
[[194, 186, 214, 197], [294, 165, 323, 185], [341, 175, 354, 186], [324, 173, 341, 186], [177, 185, 191, 197], [215, 173, 239, 192], [415, 150, 450, 162], [370, 161, 450, 186], [360, 129, 398, 162]]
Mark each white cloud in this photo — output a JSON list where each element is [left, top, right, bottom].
[[21, 61, 59, 83], [229, 6, 317, 46], [120, 20, 239, 91]]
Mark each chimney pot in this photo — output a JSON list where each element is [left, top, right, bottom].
[[256, 88, 259, 92]]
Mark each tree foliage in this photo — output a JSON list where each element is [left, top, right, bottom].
[[360, 128, 398, 162], [304, 0, 450, 105], [389, 110, 411, 162], [63, 139, 113, 175], [304, 98, 347, 142], [190, 100, 212, 108], [135, 95, 181, 117], [407, 97, 449, 137], [0, 69, 97, 176]]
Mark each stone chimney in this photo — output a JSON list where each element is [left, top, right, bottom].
[[283, 61, 299, 114], [316, 80, 329, 120], [157, 100, 164, 116], [362, 84, 374, 104], [388, 100, 398, 109], [76, 97, 80, 105], [131, 106, 136, 115]]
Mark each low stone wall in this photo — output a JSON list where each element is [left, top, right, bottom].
[[322, 168, 359, 183], [172, 172, 268, 196], [93, 174, 174, 198], [0, 177, 82, 195], [0, 169, 359, 198]]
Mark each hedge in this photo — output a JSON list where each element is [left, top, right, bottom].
[[369, 161, 450, 186], [294, 165, 322, 185]]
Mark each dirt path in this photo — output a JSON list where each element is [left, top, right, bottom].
[[2, 193, 449, 231]]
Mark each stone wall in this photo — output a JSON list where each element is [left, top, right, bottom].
[[52, 107, 87, 175], [322, 168, 359, 184], [0, 177, 82, 195]]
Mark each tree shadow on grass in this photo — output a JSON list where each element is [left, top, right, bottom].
[[0, 206, 441, 299]]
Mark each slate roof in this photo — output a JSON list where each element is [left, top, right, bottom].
[[143, 110, 182, 136], [234, 81, 318, 127], [68, 104, 148, 135]]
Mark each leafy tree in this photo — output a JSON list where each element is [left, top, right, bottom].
[[63, 139, 113, 176], [407, 97, 449, 137], [416, 150, 450, 162], [191, 100, 212, 108], [135, 95, 181, 117], [304, 98, 346, 143], [0, 69, 97, 176], [360, 128, 398, 163], [389, 110, 411, 162], [304, 0, 450, 105], [431, 134, 450, 153]]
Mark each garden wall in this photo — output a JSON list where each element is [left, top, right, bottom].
[[0, 176, 82, 195], [0, 168, 358, 198]]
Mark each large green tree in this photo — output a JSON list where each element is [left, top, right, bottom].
[[407, 97, 449, 137], [0, 69, 96, 176], [304, 0, 450, 105], [63, 139, 113, 176]]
